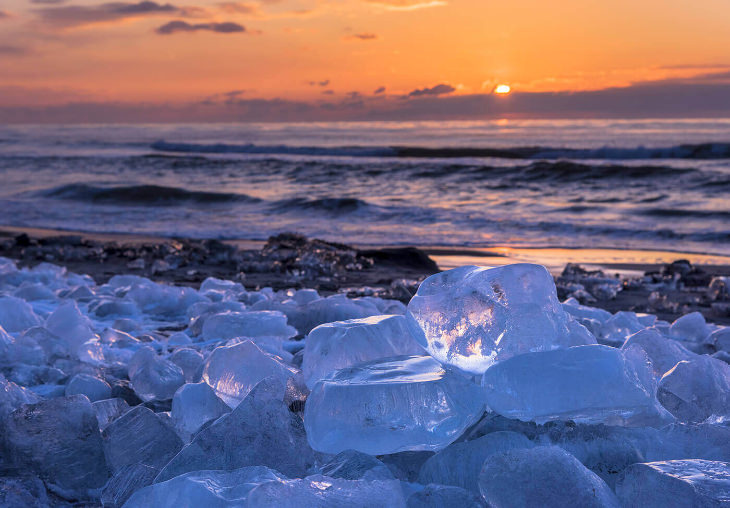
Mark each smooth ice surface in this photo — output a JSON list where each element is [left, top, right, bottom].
[[304, 355, 485, 455], [45, 301, 97, 356], [670, 312, 711, 342], [127, 347, 185, 402], [201, 310, 297, 342], [168, 348, 203, 383], [201, 340, 297, 407], [0, 296, 41, 333], [156, 378, 318, 482], [622, 328, 696, 378], [302, 314, 424, 389], [2, 395, 109, 499], [171, 382, 230, 440], [418, 431, 534, 493], [616, 459, 730, 508], [65, 373, 112, 402], [481, 345, 672, 426], [102, 406, 183, 473], [478, 446, 620, 508], [245, 474, 406, 508], [407, 484, 486, 508], [657, 356, 730, 423], [406, 264, 592, 374], [125, 466, 287, 508], [318, 450, 394, 481]]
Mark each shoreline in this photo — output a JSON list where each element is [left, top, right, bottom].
[[1, 227, 728, 325]]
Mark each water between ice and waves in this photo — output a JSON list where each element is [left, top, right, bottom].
[[0, 119, 728, 255]]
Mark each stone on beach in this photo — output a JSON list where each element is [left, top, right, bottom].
[[304, 355, 485, 455], [302, 314, 424, 389], [406, 264, 591, 374], [481, 344, 672, 426], [615, 459, 730, 508]]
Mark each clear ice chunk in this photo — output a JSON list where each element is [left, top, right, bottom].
[[616, 459, 730, 508], [318, 450, 395, 481], [156, 378, 318, 482], [304, 355, 485, 455], [171, 382, 230, 441], [478, 446, 620, 508], [201, 310, 297, 342], [302, 314, 424, 389], [0, 296, 41, 333], [481, 345, 673, 426], [621, 328, 696, 378], [406, 264, 591, 374], [201, 340, 297, 408], [657, 356, 730, 423], [65, 373, 112, 402], [101, 463, 158, 508], [418, 431, 534, 493], [128, 347, 185, 402]]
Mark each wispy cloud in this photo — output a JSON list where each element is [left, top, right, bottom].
[[35, 1, 183, 28], [407, 83, 455, 97], [364, 0, 448, 11], [155, 20, 246, 34], [345, 33, 378, 41], [374, 86, 386, 94], [0, 10, 10, 19], [307, 79, 330, 87]]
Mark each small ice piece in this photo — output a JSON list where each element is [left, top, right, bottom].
[[45, 301, 98, 355], [156, 378, 318, 482], [302, 315, 424, 389], [481, 345, 672, 426], [0, 325, 46, 366], [406, 484, 486, 508], [406, 264, 589, 374], [102, 406, 183, 473], [657, 356, 730, 423], [418, 431, 534, 493], [669, 311, 712, 343], [304, 355, 485, 455], [65, 373, 112, 402], [3, 395, 109, 498], [615, 459, 730, 508], [478, 446, 620, 508], [100, 463, 158, 508], [0, 296, 41, 333], [128, 347, 185, 402], [318, 450, 394, 481], [599, 311, 645, 346], [92, 398, 130, 430], [622, 328, 696, 378], [125, 467, 287, 508], [245, 475, 407, 508], [201, 310, 297, 342], [712, 327, 730, 352], [201, 340, 297, 408], [171, 382, 230, 441], [168, 348, 203, 383], [0, 373, 41, 419]]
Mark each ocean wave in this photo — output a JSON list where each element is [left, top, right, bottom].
[[270, 197, 374, 214], [39, 184, 260, 206], [152, 140, 730, 160], [638, 208, 730, 219]]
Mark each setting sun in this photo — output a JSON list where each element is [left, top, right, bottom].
[[494, 84, 512, 95]]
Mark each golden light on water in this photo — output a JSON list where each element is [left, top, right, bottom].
[[494, 84, 512, 95]]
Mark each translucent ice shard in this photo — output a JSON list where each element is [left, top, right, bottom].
[[65, 373, 112, 402], [481, 345, 673, 426], [657, 356, 730, 423], [128, 347, 185, 402], [302, 314, 424, 389], [616, 459, 730, 508], [0, 296, 41, 333], [621, 328, 696, 378], [201, 340, 297, 408], [478, 446, 620, 508], [171, 382, 230, 441], [418, 431, 534, 493], [406, 264, 591, 374], [304, 355, 485, 455]]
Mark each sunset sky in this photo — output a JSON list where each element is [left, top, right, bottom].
[[1, 0, 729, 122]]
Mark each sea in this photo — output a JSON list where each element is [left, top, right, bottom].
[[0, 119, 728, 256]]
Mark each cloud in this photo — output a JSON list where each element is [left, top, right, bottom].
[[345, 33, 378, 41], [29, 0, 67, 3], [307, 79, 330, 87], [659, 63, 730, 70], [374, 86, 386, 94], [156, 20, 246, 34], [0, 10, 10, 18], [407, 83, 456, 97], [217, 2, 259, 15], [321, 90, 334, 95], [35, 1, 182, 28], [364, 0, 447, 11], [0, 45, 27, 55]]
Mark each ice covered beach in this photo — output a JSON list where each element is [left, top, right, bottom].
[[1, 242, 730, 507]]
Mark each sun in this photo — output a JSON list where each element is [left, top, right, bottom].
[[494, 84, 511, 95]]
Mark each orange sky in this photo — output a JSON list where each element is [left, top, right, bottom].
[[1, 0, 729, 116]]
